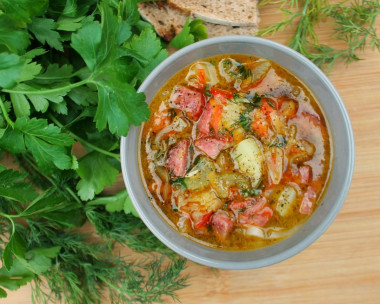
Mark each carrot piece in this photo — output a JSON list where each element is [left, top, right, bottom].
[[197, 69, 207, 87], [151, 110, 172, 132], [210, 104, 223, 133], [291, 147, 300, 154], [251, 120, 269, 138]]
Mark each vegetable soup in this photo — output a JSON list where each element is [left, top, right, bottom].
[[139, 55, 332, 250]]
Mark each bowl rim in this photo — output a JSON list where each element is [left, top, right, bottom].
[[120, 36, 355, 269]]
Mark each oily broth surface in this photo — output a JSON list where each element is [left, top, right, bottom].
[[139, 54, 332, 250]]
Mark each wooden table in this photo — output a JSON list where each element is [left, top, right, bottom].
[[3, 3, 380, 304]]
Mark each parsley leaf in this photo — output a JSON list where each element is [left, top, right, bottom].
[[71, 21, 102, 72], [0, 53, 24, 89], [125, 27, 168, 82], [0, 117, 75, 173], [0, 168, 38, 203], [0, 0, 48, 23], [0, 15, 30, 53], [71, 3, 152, 136], [33, 64, 73, 84], [28, 17, 63, 52], [0, 259, 35, 297], [76, 151, 119, 201], [86, 189, 139, 217], [170, 17, 208, 49]]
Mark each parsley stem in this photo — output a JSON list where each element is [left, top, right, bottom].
[[48, 114, 121, 161], [2, 78, 90, 95], [34, 69, 83, 81], [21, 153, 82, 204], [0, 96, 14, 128]]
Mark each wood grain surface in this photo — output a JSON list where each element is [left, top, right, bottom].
[[2, 2, 380, 304]]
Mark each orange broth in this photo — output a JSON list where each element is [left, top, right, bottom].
[[139, 55, 332, 250]]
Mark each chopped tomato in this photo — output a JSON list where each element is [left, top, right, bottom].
[[210, 87, 233, 100], [195, 211, 213, 229], [165, 139, 190, 177], [169, 86, 205, 121]]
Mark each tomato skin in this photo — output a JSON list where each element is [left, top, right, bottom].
[[210, 87, 233, 100], [195, 211, 213, 229]]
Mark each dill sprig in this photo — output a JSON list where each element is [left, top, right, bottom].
[[26, 224, 188, 304], [259, 0, 380, 70]]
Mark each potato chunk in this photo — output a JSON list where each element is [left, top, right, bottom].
[[275, 186, 298, 217], [230, 138, 264, 188]]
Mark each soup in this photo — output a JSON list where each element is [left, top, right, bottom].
[[139, 55, 332, 250]]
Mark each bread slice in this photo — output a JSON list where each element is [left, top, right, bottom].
[[167, 0, 259, 27], [137, 2, 258, 42]]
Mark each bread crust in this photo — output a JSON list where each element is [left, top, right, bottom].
[[137, 2, 258, 42], [167, 0, 259, 27]]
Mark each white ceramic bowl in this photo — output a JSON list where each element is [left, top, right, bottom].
[[121, 36, 354, 269]]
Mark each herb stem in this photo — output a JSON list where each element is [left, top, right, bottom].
[[22, 154, 81, 204], [48, 114, 121, 161], [63, 185, 82, 204], [97, 275, 124, 294], [34, 69, 83, 81], [2, 78, 90, 95], [0, 96, 14, 128], [0, 212, 15, 236]]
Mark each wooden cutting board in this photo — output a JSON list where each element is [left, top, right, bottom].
[[3, 3, 380, 304]]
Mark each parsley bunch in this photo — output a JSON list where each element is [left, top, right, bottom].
[[0, 0, 194, 302], [259, 0, 380, 70]]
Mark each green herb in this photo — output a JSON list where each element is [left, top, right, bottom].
[[266, 99, 276, 108], [223, 127, 234, 136], [168, 108, 177, 120], [242, 188, 262, 197], [170, 17, 208, 49], [248, 93, 262, 107], [204, 84, 213, 97], [259, 0, 380, 70], [238, 113, 252, 132], [236, 61, 253, 79], [170, 177, 187, 189], [0, 0, 192, 302]]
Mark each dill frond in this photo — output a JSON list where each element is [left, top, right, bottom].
[[259, 0, 380, 70]]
